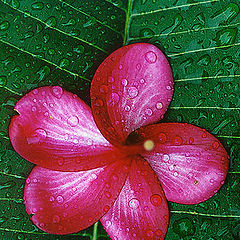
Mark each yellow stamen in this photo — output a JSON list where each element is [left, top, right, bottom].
[[144, 140, 155, 151]]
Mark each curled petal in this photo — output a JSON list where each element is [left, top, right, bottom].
[[9, 86, 121, 171], [101, 157, 169, 240], [129, 123, 229, 204], [24, 159, 130, 234], [91, 43, 173, 146]]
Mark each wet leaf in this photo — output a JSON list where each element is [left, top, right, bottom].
[[0, 0, 239, 239]]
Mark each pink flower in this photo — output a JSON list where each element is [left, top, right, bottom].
[[9, 43, 229, 239]]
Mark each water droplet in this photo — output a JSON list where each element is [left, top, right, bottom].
[[39, 223, 45, 228], [150, 194, 162, 206], [136, 63, 141, 70], [129, 198, 140, 209], [146, 229, 154, 238], [166, 85, 172, 90], [52, 215, 60, 223], [100, 85, 108, 93], [173, 136, 183, 145], [49, 196, 54, 202], [109, 93, 119, 106], [173, 218, 195, 237], [128, 87, 138, 98], [139, 78, 145, 84], [31, 2, 44, 10], [94, 99, 103, 107], [124, 105, 131, 111], [27, 128, 47, 144], [126, 227, 130, 232], [33, 89, 39, 95], [104, 191, 112, 198], [0, 75, 7, 86], [51, 86, 63, 99], [189, 137, 194, 144], [0, 21, 10, 31], [59, 58, 70, 68], [108, 76, 114, 83], [202, 132, 207, 138], [46, 16, 57, 27], [121, 78, 128, 86], [159, 133, 167, 144], [57, 158, 64, 166], [105, 220, 112, 227], [118, 64, 123, 70], [212, 141, 220, 149], [169, 165, 174, 171], [67, 116, 79, 127], [56, 196, 63, 203], [145, 51, 157, 63], [174, 171, 178, 176], [162, 154, 169, 162], [155, 229, 162, 237], [145, 108, 153, 116], [31, 106, 37, 112], [104, 205, 110, 212], [140, 28, 154, 37]]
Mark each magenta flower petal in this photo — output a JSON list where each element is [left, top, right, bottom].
[[131, 123, 229, 204], [91, 43, 173, 146], [24, 159, 130, 234], [9, 86, 122, 171], [101, 157, 169, 240]]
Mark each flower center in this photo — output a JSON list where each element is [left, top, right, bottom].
[[143, 140, 155, 151]]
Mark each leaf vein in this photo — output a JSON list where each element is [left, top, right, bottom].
[[1, 0, 107, 53], [168, 42, 240, 57], [0, 39, 91, 82], [131, 0, 218, 17], [175, 74, 240, 82], [59, 0, 123, 36], [128, 22, 240, 41]]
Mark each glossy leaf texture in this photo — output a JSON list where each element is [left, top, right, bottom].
[[0, 0, 240, 239]]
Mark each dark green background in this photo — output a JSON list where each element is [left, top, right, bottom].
[[0, 0, 239, 239]]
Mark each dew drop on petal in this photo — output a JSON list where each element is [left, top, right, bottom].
[[150, 194, 162, 206], [94, 99, 104, 107], [162, 154, 169, 162], [129, 198, 140, 209], [140, 78, 145, 84], [212, 141, 220, 149], [56, 196, 64, 203], [145, 108, 153, 116], [118, 64, 123, 70], [124, 105, 131, 112], [106, 220, 112, 227], [121, 78, 128, 86], [53, 215, 60, 223], [100, 85, 108, 93], [49, 196, 55, 202], [136, 63, 141, 70], [108, 76, 114, 83], [33, 89, 39, 95], [27, 128, 47, 144], [156, 102, 163, 109], [52, 86, 63, 99], [67, 116, 79, 127], [145, 51, 157, 63], [155, 229, 162, 237], [128, 87, 138, 98], [159, 133, 167, 144], [173, 136, 183, 145], [57, 158, 64, 166], [146, 229, 154, 238]]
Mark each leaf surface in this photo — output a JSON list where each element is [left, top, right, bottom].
[[0, 0, 239, 239]]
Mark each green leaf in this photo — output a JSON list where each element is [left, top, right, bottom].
[[0, 0, 240, 239]]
